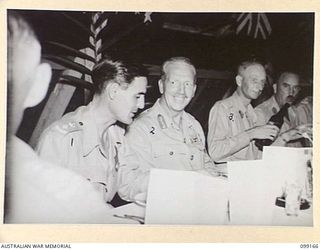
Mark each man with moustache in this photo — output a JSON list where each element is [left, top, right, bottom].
[[37, 59, 148, 203], [207, 60, 279, 163], [254, 71, 311, 146], [118, 57, 217, 201]]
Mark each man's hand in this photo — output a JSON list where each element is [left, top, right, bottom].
[[296, 123, 312, 138], [279, 124, 312, 143], [279, 128, 303, 142], [247, 125, 279, 141]]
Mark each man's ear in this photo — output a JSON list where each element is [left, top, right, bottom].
[[235, 75, 243, 87], [273, 83, 277, 94], [192, 84, 197, 97], [158, 79, 164, 94], [106, 81, 119, 100], [23, 63, 52, 108]]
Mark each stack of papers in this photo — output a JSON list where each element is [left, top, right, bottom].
[[145, 169, 229, 225]]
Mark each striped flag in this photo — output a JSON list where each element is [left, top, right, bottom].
[[90, 12, 109, 62], [236, 13, 272, 39]]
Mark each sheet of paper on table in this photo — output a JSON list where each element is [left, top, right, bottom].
[[228, 146, 312, 226], [262, 146, 311, 196], [145, 169, 229, 225], [228, 160, 276, 225], [263, 146, 313, 226]]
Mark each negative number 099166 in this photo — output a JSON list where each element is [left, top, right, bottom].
[[300, 244, 319, 248]]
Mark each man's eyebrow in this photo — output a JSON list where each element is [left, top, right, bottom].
[[251, 76, 265, 81], [250, 74, 263, 78], [137, 92, 146, 95]]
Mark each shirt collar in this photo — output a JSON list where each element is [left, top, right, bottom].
[[232, 91, 251, 113], [232, 91, 257, 122], [155, 98, 187, 130]]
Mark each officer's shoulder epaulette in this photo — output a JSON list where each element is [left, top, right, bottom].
[[218, 96, 235, 109], [133, 108, 152, 122], [254, 102, 266, 112], [185, 111, 202, 127], [51, 119, 83, 135], [184, 111, 197, 122], [129, 109, 157, 132], [255, 97, 273, 112]]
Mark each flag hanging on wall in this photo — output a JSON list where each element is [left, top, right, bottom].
[[236, 13, 272, 39]]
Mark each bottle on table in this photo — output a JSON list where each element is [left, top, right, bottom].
[[255, 103, 290, 150]]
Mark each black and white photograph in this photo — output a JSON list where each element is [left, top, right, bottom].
[[4, 8, 314, 228]]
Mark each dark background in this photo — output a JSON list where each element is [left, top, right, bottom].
[[13, 11, 314, 142]]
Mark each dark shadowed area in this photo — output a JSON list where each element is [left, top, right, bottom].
[[12, 10, 314, 142]]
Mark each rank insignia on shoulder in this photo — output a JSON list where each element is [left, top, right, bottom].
[[68, 122, 77, 128], [57, 120, 80, 134], [228, 113, 234, 121], [157, 114, 167, 129]]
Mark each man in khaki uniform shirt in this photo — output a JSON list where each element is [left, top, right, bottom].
[[37, 59, 148, 202], [118, 57, 217, 201], [254, 71, 312, 146], [6, 12, 115, 223], [207, 60, 279, 163]]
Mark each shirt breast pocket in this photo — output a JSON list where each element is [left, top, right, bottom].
[[151, 142, 189, 170], [152, 143, 187, 159], [153, 142, 206, 171]]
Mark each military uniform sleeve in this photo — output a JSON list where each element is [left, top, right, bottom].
[[36, 127, 68, 167], [192, 119, 217, 175], [202, 147, 219, 176], [117, 121, 151, 201], [207, 102, 251, 162]]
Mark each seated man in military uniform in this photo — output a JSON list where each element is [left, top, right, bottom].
[[254, 71, 312, 147], [207, 60, 280, 163], [118, 57, 217, 201], [6, 12, 115, 223], [36, 59, 148, 203]]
